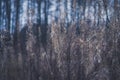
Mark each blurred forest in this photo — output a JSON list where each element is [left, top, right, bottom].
[[0, 0, 120, 80]]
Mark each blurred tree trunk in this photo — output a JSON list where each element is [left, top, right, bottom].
[[41, 0, 48, 47], [37, 0, 41, 26], [103, 0, 110, 26], [5, 0, 11, 35], [13, 0, 20, 52]]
